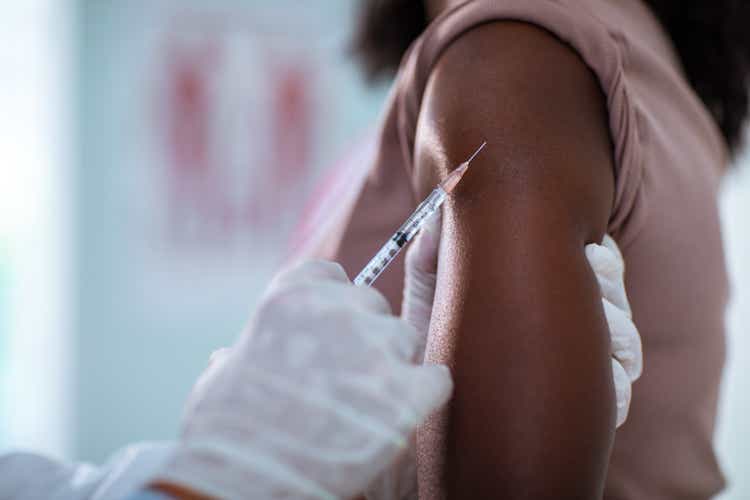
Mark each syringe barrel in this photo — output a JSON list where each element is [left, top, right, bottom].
[[353, 239, 404, 287], [395, 187, 446, 239], [353, 187, 446, 287]]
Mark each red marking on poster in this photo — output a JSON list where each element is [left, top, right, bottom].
[[163, 36, 223, 240], [272, 64, 312, 185], [158, 26, 318, 248]]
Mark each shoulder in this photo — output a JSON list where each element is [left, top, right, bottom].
[[413, 21, 615, 241]]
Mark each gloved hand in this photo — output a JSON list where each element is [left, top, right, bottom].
[[154, 260, 453, 500], [365, 210, 643, 500], [586, 235, 643, 427]]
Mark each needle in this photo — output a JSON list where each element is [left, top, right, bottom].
[[466, 141, 487, 164], [354, 140, 488, 286], [440, 141, 487, 193]]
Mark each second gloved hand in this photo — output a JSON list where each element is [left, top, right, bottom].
[[402, 210, 642, 421], [154, 260, 453, 500]]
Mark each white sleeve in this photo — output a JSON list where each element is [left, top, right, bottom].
[[0, 442, 176, 500]]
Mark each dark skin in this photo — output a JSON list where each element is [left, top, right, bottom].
[[413, 21, 617, 499]]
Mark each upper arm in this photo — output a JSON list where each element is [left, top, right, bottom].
[[415, 22, 616, 498]]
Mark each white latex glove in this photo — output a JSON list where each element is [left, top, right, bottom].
[[155, 260, 453, 500], [401, 212, 443, 365], [366, 210, 643, 500], [586, 235, 643, 425]]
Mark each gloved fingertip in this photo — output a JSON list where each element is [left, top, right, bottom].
[[273, 260, 350, 289], [630, 360, 643, 383], [616, 403, 629, 428], [301, 260, 350, 282], [410, 364, 453, 420], [405, 209, 442, 275], [621, 347, 643, 383], [612, 359, 632, 428], [431, 363, 451, 379], [602, 234, 625, 261], [350, 285, 393, 316], [424, 208, 442, 238], [585, 243, 622, 277], [603, 298, 642, 381], [209, 347, 232, 366]]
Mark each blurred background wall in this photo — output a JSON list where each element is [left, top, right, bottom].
[[717, 166, 750, 500], [1, 1, 749, 498], [1, 0, 74, 457], [2, 0, 388, 462], [72, 0, 387, 463]]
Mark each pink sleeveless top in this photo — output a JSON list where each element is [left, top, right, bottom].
[[323, 1, 730, 497]]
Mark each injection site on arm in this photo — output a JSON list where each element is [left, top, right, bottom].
[[354, 142, 486, 287]]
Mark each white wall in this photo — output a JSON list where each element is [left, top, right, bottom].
[[0, 1, 74, 457], [716, 156, 750, 499]]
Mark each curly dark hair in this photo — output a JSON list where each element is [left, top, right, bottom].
[[352, 0, 750, 155]]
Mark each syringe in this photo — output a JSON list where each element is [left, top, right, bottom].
[[353, 142, 487, 287]]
